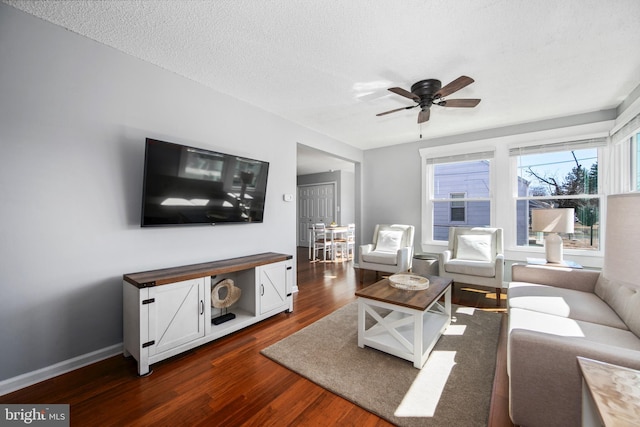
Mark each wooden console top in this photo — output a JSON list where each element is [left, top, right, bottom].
[[123, 252, 292, 288]]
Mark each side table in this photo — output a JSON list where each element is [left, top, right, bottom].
[[578, 356, 640, 426], [413, 254, 439, 276]]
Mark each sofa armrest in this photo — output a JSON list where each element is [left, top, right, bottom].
[[509, 328, 640, 427], [511, 263, 600, 293]]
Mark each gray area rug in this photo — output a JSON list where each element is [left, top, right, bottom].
[[261, 302, 502, 426]]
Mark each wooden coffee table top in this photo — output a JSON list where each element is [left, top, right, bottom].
[[355, 275, 452, 311]]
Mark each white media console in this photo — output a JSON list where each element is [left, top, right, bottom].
[[123, 252, 293, 375]]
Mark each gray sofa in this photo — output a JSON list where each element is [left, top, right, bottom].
[[506, 190, 640, 427], [507, 264, 640, 426]]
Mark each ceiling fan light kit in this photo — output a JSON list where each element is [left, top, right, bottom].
[[377, 75, 481, 124]]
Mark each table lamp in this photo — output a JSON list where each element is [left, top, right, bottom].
[[531, 208, 575, 263]]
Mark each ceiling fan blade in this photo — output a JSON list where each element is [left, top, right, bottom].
[[437, 98, 481, 108], [376, 105, 417, 116], [434, 76, 474, 99], [388, 87, 420, 101], [417, 109, 430, 124]]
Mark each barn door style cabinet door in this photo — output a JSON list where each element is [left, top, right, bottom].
[[147, 278, 206, 356], [123, 252, 293, 376], [258, 260, 292, 315]]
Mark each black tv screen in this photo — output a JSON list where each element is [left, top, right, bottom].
[[141, 138, 269, 226]]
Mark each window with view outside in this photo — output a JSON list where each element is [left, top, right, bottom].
[[516, 148, 600, 250], [432, 160, 491, 241]]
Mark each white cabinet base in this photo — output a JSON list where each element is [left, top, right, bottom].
[[123, 253, 293, 376]]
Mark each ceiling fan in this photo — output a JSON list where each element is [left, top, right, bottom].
[[376, 76, 480, 124]]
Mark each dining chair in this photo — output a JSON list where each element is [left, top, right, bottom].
[[346, 223, 356, 259], [330, 223, 355, 261], [311, 223, 332, 261]]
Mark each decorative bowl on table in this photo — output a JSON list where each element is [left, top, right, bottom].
[[388, 273, 429, 290]]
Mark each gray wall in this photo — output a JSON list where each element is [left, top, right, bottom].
[[361, 145, 423, 245], [297, 170, 355, 226], [0, 4, 361, 382]]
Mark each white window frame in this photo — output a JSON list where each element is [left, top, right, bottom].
[[420, 145, 496, 248]]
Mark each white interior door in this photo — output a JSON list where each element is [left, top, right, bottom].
[[297, 183, 336, 247]]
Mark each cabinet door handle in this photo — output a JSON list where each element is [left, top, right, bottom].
[[200, 300, 204, 315], [261, 284, 264, 296]]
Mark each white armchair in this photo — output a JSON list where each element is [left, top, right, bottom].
[[438, 227, 505, 306], [359, 224, 415, 284]]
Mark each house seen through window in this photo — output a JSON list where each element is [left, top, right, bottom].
[[449, 193, 466, 222], [432, 158, 491, 241]]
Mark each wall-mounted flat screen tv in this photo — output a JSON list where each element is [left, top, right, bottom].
[[141, 138, 269, 226]]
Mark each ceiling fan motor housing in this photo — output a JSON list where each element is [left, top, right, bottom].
[[376, 75, 478, 121], [411, 79, 441, 109]]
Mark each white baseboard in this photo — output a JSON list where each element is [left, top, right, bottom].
[[0, 343, 123, 396]]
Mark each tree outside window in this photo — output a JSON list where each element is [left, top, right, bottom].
[[516, 148, 600, 250]]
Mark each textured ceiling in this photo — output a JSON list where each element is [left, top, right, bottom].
[[4, 0, 640, 154]]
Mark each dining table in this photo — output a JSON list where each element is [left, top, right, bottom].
[[309, 225, 349, 261]]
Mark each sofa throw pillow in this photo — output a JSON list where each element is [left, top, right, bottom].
[[375, 230, 404, 253], [456, 234, 492, 261]]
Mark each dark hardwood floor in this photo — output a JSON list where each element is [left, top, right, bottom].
[[1, 248, 514, 426]]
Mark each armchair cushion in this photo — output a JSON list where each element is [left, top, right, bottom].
[[444, 259, 496, 278], [455, 234, 492, 261], [361, 250, 398, 266]]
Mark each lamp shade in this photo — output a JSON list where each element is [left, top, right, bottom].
[[531, 208, 575, 234]]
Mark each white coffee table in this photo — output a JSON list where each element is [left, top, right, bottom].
[[355, 275, 452, 369]]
